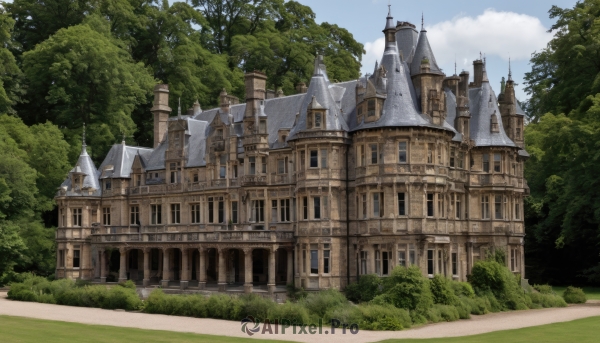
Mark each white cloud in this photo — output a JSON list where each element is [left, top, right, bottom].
[[361, 9, 552, 75]]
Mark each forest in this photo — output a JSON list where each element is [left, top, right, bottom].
[[1, 0, 600, 287]]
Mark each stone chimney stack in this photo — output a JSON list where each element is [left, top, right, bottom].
[[244, 71, 267, 118], [295, 82, 307, 94], [472, 59, 484, 88], [151, 84, 172, 148], [459, 70, 470, 98]]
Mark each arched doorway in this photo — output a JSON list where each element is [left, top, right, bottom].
[[252, 249, 269, 286]]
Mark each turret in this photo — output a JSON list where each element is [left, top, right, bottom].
[[498, 61, 524, 147]]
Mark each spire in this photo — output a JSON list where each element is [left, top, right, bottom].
[[421, 12, 424, 31], [313, 54, 324, 76], [508, 56, 513, 81], [374, 60, 379, 75], [384, 4, 395, 31], [82, 123, 86, 149]]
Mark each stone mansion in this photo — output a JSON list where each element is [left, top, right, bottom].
[[55, 9, 529, 293]]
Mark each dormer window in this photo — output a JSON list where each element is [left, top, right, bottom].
[[314, 112, 322, 128], [490, 114, 499, 133], [105, 180, 112, 190], [259, 120, 267, 134], [367, 100, 376, 117], [216, 129, 223, 138]]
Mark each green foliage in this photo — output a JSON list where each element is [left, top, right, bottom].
[[344, 274, 382, 303], [324, 303, 411, 331], [469, 259, 530, 310], [451, 281, 475, 298], [0, 10, 24, 114], [562, 286, 587, 304], [533, 284, 554, 294], [379, 266, 434, 315], [528, 292, 567, 308], [426, 304, 460, 323], [268, 301, 310, 324], [0, 221, 27, 282], [285, 283, 307, 301], [300, 289, 347, 319], [430, 275, 459, 305]]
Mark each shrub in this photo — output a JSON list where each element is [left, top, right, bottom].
[[301, 289, 347, 318], [118, 280, 137, 290], [459, 295, 491, 315], [325, 303, 411, 331], [528, 292, 567, 308], [562, 286, 587, 304], [533, 284, 554, 294], [426, 304, 460, 323], [430, 275, 459, 305], [469, 260, 529, 310], [451, 282, 475, 298], [102, 286, 142, 310], [268, 301, 310, 324], [380, 266, 433, 315], [237, 294, 275, 320], [344, 274, 382, 303], [144, 290, 210, 317], [286, 284, 307, 301], [206, 294, 239, 320]]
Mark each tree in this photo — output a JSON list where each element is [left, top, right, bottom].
[[0, 10, 24, 114], [19, 23, 155, 159]]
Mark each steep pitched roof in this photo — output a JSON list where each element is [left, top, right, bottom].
[[468, 82, 516, 147], [59, 145, 101, 196], [410, 29, 443, 76], [98, 142, 153, 178]]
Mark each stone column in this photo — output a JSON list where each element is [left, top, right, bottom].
[[99, 249, 106, 283], [198, 247, 206, 290], [268, 246, 277, 293], [218, 248, 227, 292], [286, 248, 293, 285], [161, 248, 170, 288], [118, 247, 127, 283], [143, 248, 151, 287], [244, 248, 253, 293], [180, 248, 189, 290]]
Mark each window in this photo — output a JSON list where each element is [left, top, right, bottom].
[[233, 165, 238, 178], [323, 245, 330, 274], [409, 245, 416, 265], [216, 128, 223, 138], [60, 209, 65, 227], [455, 195, 461, 219], [219, 166, 226, 179], [320, 149, 328, 168], [360, 251, 368, 275], [361, 194, 367, 219], [427, 194, 434, 217], [58, 250, 65, 267], [193, 174, 199, 182], [249, 157, 256, 175], [191, 204, 201, 224], [398, 141, 407, 163], [73, 250, 80, 268], [102, 207, 111, 226], [437, 194, 445, 218], [151, 204, 162, 225], [427, 144, 434, 164], [302, 248, 307, 274], [398, 250, 406, 267], [452, 252, 458, 276], [170, 204, 180, 224], [515, 198, 521, 220], [516, 127, 521, 139], [398, 193, 406, 215], [427, 250, 434, 275], [277, 159, 285, 174], [382, 251, 389, 275], [303, 197, 308, 220], [458, 151, 465, 169], [261, 157, 267, 174], [438, 146, 443, 165], [313, 197, 321, 219], [105, 180, 112, 190], [360, 145, 365, 166], [251, 200, 264, 222], [495, 195, 503, 219], [280, 199, 290, 222], [310, 245, 318, 274], [511, 247, 519, 272], [375, 250, 381, 275], [72, 208, 82, 227], [271, 200, 278, 222], [218, 200, 224, 223], [373, 193, 384, 217], [481, 195, 490, 219], [370, 144, 378, 164], [130, 206, 139, 225], [170, 162, 179, 184], [450, 148, 455, 167], [231, 201, 238, 223], [367, 99, 376, 116], [314, 112, 322, 128], [438, 250, 443, 275], [135, 175, 141, 186], [310, 150, 318, 168], [483, 154, 490, 172], [494, 153, 501, 172], [300, 151, 306, 170]]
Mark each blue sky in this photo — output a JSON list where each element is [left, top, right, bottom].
[[297, 0, 578, 101]]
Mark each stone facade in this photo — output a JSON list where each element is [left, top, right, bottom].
[[55, 9, 529, 292]]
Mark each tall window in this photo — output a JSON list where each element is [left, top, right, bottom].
[[251, 200, 264, 222], [170, 204, 180, 224], [130, 206, 139, 225], [495, 195, 503, 219], [303, 197, 308, 220], [427, 194, 434, 217], [362, 194, 367, 219], [437, 194, 445, 218], [360, 145, 366, 166], [494, 153, 501, 172], [455, 194, 461, 219], [313, 197, 321, 219], [370, 144, 378, 164], [72, 208, 82, 227], [271, 200, 278, 222], [398, 193, 406, 215], [310, 244, 318, 274], [261, 157, 267, 173], [310, 150, 318, 168], [219, 166, 226, 179], [208, 198, 214, 223], [191, 204, 201, 224], [427, 144, 434, 164], [302, 248, 307, 274], [373, 193, 384, 217], [249, 157, 256, 175], [398, 141, 407, 163], [483, 154, 490, 172], [511, 247, 519, 272], [218, 200, 224, 223], [320, 149, 328, 168], [300, 151, 306, 170], [452, 252, 458, 276], [450, 148, 456, 167], [105, 180, 112, 190], [151, 204, 162, 225], [375, 250, 381, 275], [170, 162, 179, 183], [515, 198, 521, 220], [323, 244, 330, 274], [458, 151, 465, 169], [231, 201, 238, 223], [360, 251, 368, 275], [427, 250, 434, 275], [280, 199, 290, 222], [382, 251, 389, 275], [398, 250, 406, 267], [73, 250, 80, 268], [278, 159, 286, 174], [409, 245, 416, 265], [314, 112, 322, 128], [438, 250, 443, 275], [102, 207, 111, 226], [481, 195, 490, 219]]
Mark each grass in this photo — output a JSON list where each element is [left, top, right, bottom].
[[0, 315, 293, 343], [381, 316, 600, 343], [553, 286, 600, 300]]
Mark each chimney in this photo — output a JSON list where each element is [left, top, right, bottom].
[[244, 71, 267, 118], [459, 70, 469, 98], [220, 89, 230, 113], [295, 82, 307, 94], [472, 59, 484, 88], [151, 84, 172, 148]]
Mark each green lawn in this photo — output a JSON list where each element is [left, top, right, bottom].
[[0, 315, 293, 343], [382, 316, 600, 343], [552, 286, 600, 300]]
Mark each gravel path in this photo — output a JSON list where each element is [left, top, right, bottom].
[[1, 292, 599, 343]]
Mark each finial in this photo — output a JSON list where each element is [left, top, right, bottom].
[[479, 51, 482, 60], [421, 12, 424, 30], [82, 123, 86, 148], [454, 57, 457, 75], [122, 132, 126, 144], [387, 1, 391, 16], [508, 56, 512, 81], [178, 97, 181, 117]]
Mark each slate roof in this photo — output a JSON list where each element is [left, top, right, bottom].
[[410, 29, 443, 76], [98, 142, 153, 178], [468, 79, 516, 147], [396, 24, 419, 64], [59, 146, 101, 196]]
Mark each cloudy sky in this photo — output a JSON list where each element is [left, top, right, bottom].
[[297, 0, 578, 101]]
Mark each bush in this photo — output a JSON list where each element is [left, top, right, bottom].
[[426, 304, 460, 323], [286, 284, 307, 301], [325, 303, 411, 331], [528, 292, 567, 308], [144, 290, 210, 317], [430, 275, 459, 305], [344, 274, 381, 303], [562, 286, 587, 304], [533, 284, 554, 294], [206, 293, 240, 320], [301, 289, 347, 318], [451, 282, 475, 298], [459, 295, 491, 315], [380, 266, 433, 315], [268, 301, 310, 324], [118, 280, 137, 290], [469, 260, 529, 310], [237, 294, 275, 320]]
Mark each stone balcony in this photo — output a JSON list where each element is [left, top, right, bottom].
[[90, 229, 295, 244]]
